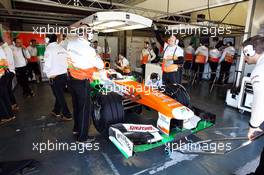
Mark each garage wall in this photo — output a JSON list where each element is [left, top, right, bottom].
[[250, 0, 264, 36]]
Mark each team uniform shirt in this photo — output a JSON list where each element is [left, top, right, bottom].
[[43, 42, 68, 78], [118, 57, 129, 69], [60, 40, 69, 50], [162, 43, 184, 72], [250, 54, 264, 128], [67, 38, 104, 80], [11, 45, 30, 68], [0, 47, 8, 77], [1, 42, 15, 74], [27, 45, 38, 62], [184, 45, 195, 61], [195, 45, 208, 64], [220, 46, 236, 63], [140, 48, 156, 65], [209, 48, 221, 63]]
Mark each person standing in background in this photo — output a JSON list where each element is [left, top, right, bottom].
[[151, 42, 160, 63], [27, 39, 41, 83], [153, 25, 184, 84], [0, 47, 15, 124], [209, 46, 221, 82], [218, 42, 236, 84], [194, 42, 208, 81], [93, 41, 103, 56], [11, 38, 34, 97], [184, 42, 195, 78], [43, 34, 72, 121], [0, 37, 18, 111], [161, 36, 184, 84], [140, 41, 156, 80]]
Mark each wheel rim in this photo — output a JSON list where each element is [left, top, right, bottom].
[[93, 100, 101, 122]]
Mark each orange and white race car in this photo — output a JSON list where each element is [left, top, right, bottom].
[[90, 69, 215, 158]]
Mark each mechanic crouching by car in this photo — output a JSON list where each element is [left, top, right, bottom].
[[67, 24, 104, 143], [242, 35, 264, 175]]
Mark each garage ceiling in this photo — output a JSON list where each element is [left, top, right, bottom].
[[134, 0, 246, 15], [0, 0, 248, 31]]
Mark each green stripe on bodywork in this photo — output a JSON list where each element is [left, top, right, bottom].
[[133, 120, 213, 153], [109, 137, 130, 159]]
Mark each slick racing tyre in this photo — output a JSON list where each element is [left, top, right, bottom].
[[92, 92, 125, 136], [164, 83, 190, 107]]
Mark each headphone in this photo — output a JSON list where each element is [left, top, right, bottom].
[[150, 73, 160, 81], [243, 45, 256, 57]]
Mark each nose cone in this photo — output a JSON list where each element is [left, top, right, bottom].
[[172, 107, 202, 130], [172, 106, 194, 120]]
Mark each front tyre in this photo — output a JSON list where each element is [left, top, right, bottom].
[[92, 92, 125, 136]]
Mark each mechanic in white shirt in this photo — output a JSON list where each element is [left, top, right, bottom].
[[209, 47, 221, 81], [242, 35, 264, 174], [43, 34, 72, 121], [27, 39, 41, 83], [184, 43, 195, 69], [0, 46, 15, 124], [153, 26, 184, 84], [162, 36, 184, 84], [194, 42, 208, 81], [0, 37, 18, 111], [140, 41, 156, 79], [67, 24, 104, 143], [115, 54, 130, 74], [184, 42, 195, 77], [11, 38, 34, 97], [93, 40, 103, 56], [218, 42, 236, 84]]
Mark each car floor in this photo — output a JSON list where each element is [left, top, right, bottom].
[[0, 81, 263, 175]]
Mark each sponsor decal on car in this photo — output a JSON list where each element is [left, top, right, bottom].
[[123, 124, 159, 132]]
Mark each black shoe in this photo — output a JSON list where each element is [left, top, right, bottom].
[[50, 111, 61, 118], [76, 136, 95, 143], [73, 131, 79, 135], [60, 115, 72, 121]]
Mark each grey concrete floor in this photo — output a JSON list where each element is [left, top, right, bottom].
[[0, 81, 263, 175]]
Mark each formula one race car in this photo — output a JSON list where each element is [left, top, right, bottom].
[[90, 69, 216, 158]]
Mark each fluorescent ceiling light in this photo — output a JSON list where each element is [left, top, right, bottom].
[[96, 21, 126, 28], [101, 29, 119, 33], [118, 24, 147, 31], [71, 12, 153, 33]]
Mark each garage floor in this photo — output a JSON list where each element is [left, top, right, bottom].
[[0, 81, 263, 175]]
